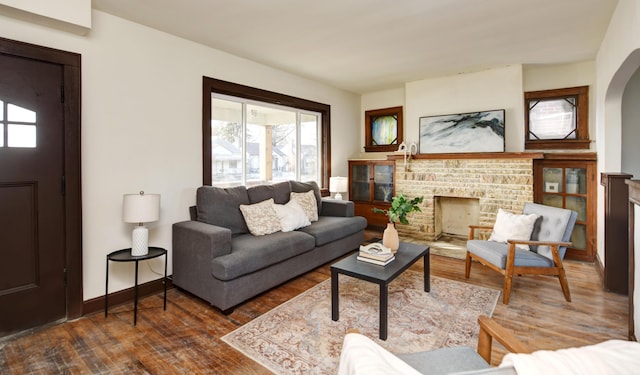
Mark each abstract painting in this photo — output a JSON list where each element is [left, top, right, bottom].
[[419, 110, 505, 154]]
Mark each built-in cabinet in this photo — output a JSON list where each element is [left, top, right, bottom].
[[533, 154, 596, 262], [349, 160, 395, 228]]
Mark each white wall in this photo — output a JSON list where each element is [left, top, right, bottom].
[[596, 0, 640, 267], [405, 65, 524, 152], [622, 67, 640, 178], [0, 10, 360, 300]]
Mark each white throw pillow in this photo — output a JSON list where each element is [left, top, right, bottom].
[[273, 199, 311, 232], [489, 208, 539, 250], [239, 198, 281, 236], [290, 190, 319, 222]]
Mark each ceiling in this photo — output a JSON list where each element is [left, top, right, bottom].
[[92, 0, 618, 94]]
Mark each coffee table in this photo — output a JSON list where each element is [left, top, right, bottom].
[[331, 242, 430, 340]]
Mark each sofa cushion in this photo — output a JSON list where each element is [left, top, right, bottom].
[[290, 180, 322, 216], [196, 185, 249, 235], [247, 181, 291, 205], [290, 190, 319, 222], [273, 199, 311, 232], [467, 239, 554, 268], [298, 216, 368, 247], [239, 198, 282, 236], [211, 231, 315, 281]]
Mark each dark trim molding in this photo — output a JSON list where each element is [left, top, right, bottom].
[[202, 77, 331, 188], [0, 37, 83, 319], [84, 277, 174, 315]]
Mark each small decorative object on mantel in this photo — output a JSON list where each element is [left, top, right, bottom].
[[373, 194, 424, 253]]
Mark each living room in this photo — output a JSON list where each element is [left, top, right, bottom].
[[1, 0, 640, 373]]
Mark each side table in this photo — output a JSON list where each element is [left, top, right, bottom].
[[105, 247, 167, 326]]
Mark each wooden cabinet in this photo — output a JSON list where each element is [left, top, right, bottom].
[[349, 160, 395, 229], [533, 154, 596, 262]]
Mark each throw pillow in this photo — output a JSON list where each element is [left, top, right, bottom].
[[239, 198, 281, 236], [273, 199, 311, 232], [290, 190, 319, 222], [489, 208, 540, 250]]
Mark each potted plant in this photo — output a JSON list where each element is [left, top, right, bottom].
[[373, 194, 424, 252]]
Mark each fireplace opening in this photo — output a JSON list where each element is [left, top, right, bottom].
[[434, 196, 480, 239]]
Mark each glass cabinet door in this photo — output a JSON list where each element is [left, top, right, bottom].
[[373, 164, 394, 202], [541, 166, 588, 252], [350, 163, 370, 201]]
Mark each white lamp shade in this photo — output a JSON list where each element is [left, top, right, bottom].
[[329, 176, 348, 193], [123, 192, 160, 223]]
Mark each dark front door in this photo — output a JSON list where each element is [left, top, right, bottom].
[[0, 52, 67, 335]]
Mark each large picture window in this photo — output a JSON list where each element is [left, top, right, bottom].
[[203, 77, 331, 188]]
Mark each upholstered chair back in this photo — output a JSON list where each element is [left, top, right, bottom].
[[524, 202, 578, 260]]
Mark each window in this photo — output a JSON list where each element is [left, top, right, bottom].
[[524, 86, 589, 150], [203, 77, 331, 188], [1, 100, 37, 148]]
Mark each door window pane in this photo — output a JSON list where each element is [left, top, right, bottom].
[[2, 102, 37, 148], [8, 125, 36, 148]]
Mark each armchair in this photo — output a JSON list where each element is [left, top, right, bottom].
[[465, 203, 578, 304]]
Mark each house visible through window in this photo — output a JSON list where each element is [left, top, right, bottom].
[[524, 86, 589, 150], [1, 100, 37, 148], [203, 77, 330, 188]]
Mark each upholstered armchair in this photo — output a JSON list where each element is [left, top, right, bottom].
[[465, 203, 578, 304]]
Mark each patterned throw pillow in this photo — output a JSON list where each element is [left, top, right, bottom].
[[290, 190, 318, 222], [239, 198, 282, 236], [489, 208, 539, 251]]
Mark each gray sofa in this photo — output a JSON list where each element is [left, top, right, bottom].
[[172, 180, 367, 313]]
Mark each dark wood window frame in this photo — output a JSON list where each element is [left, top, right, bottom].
[[202, 77, 331, 189], [524, 86, 590, 150]]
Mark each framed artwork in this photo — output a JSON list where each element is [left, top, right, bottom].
[[364, 106, 403, 152], [419, 109, 505, 154]]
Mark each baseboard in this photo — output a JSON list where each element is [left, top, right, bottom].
[[83, 276, 173, 316]]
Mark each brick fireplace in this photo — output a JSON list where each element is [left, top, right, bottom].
[[392, 153, 541, 242]]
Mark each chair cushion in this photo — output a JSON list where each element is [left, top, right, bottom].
[[397, 346, 490, 375], [211, 231, 315, 281], [523, 202, 576, 260], [489, 208, 539, 251], [196, 185, 249, 235], [467, 239, 554, 268]]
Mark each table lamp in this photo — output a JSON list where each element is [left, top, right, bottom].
[[329, 176, 348, 200], [123, 191, 160, 256]]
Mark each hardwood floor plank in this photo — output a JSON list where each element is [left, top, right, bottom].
[[0, 239, 629, 373]]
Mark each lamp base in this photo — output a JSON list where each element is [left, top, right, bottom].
[[334, 192, 343, 200], [131, 225, 149, 256]]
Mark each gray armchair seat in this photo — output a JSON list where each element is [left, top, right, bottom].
[[465, 203, 578, 304]]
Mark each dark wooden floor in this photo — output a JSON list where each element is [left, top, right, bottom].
[[0, 234, 629, 374]]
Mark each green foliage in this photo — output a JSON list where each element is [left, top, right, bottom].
[[372, 194, 424, 225]]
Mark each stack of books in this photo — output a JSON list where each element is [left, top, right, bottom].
[[357, 243, 395, 266]]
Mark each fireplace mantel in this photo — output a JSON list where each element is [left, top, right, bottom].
[[387, 152, 544, 161]]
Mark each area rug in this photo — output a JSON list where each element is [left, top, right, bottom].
[[222, 271, 499, 374]]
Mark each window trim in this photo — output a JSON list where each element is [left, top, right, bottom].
[[203, 77, 331, 188], [524, 86, 590, 150]]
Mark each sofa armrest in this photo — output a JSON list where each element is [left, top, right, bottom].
[[321, 198, 354, 217], [477, 315, 530, 364], [173, 220, 232, 258]]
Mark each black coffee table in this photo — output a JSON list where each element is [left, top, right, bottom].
[[331, 242, 430, 340]]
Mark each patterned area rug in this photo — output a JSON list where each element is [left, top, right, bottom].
[[222, 271, 499, 374]]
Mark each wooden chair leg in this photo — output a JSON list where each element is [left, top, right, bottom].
[[503, 274, 512, 304], [557, 266, 572, 302], [465, 252, 472, 278]]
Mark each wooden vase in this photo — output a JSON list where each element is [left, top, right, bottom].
[[382, 222, 400, 253]]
